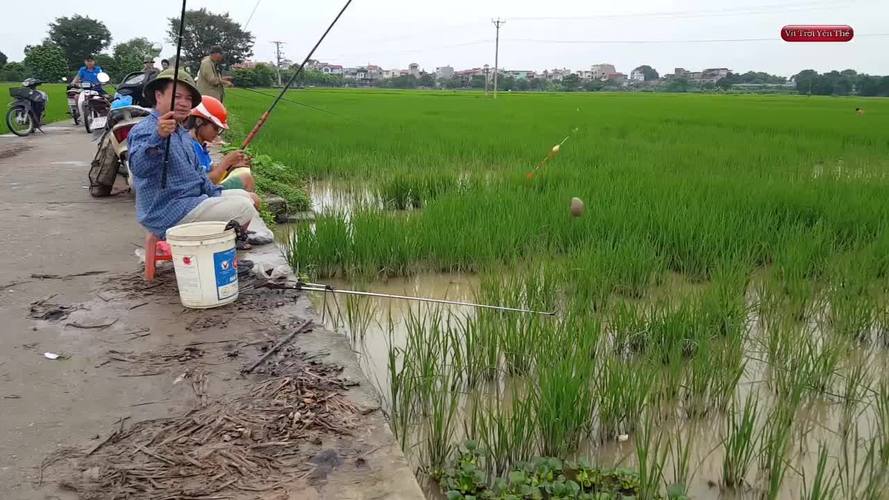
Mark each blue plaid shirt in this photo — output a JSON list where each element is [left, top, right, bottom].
[[128, 111, 221, 237]]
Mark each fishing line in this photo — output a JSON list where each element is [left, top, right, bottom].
[[235, 86, 349, 119], [261, 281, 557, 316], [241, 0, 354, 149], [244, 0, 262, 28]]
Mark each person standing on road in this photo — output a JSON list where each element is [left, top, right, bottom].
[[196, 46, 232, 102], [128, 68, 258, 244], [143, 59, 159, 82]]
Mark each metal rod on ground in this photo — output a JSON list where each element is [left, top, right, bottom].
[[243, 320, 313, 373], [161, 0, 188, 189], [296, 283, 556, 316], [240, 0, 353, 149]]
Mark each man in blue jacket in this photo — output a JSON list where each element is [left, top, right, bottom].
[[127, 68, 258, 242], [71, 55, 106, 94]]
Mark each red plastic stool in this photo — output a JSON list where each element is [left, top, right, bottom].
[[144, 233, 173, 281]]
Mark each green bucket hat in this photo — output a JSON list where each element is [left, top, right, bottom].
[[143, 68, 202, 108]]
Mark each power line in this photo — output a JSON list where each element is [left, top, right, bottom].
[[507, 0, 855, 21]]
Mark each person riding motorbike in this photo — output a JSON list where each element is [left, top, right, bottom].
[[186, 95, 256, 195], [71, 55, 107, 94]]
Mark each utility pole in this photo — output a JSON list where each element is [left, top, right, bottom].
[[492, 18, 505, 98], [483, 64, 490, 96], [271, 40, 286, 87]]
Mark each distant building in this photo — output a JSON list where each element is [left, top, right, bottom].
[[591, 64, 616, 80], [315, 63, 343, 75], [455, 67, 487, 78], [366, 64, 383, 80], [674, 68, 690, 77], [630, 68, 646, 81], [543, 68, 572, 81], [507, 70, 536, 80], [382, 69, 401, 79], [436, 65, 455, 80], [409, 63, 420, 78], [701, 68, 731, 83], [603, 72, 627, 83]]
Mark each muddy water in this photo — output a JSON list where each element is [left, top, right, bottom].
[[309, 272, 480, 389], [278, 203, 887, 499], [309, 180, 379, 214]]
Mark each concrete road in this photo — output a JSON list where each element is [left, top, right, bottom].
[[0, 124, 423, 499]]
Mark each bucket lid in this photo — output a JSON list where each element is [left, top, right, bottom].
[[166, 221, 233, 241]]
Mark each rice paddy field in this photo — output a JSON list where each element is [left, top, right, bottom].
[[228, 89, 889, 499]]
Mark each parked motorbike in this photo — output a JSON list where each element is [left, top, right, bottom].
[[5, 78, 47, 136], [78, 72, 112, 133], [115, 71, 155, 108], [88, 98, 151, 197]]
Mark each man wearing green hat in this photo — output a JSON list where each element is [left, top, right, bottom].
[[128, 68, 259, 240]]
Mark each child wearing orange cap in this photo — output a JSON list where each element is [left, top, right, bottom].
[[187, 95, 256, 195]]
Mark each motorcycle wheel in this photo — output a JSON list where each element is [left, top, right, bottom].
[[5, 106, 33, 136], [72, 107, 80, 125], [83, 107, 93, 133]]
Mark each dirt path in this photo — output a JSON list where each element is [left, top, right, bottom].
[[0, 125, 423, 499]]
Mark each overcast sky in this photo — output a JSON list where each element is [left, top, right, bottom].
[[3, 0, 888, 76]]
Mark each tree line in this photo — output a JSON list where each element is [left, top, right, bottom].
[[0, 9, 253, 84]]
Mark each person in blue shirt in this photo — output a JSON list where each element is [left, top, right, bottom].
[[72, 55, 106, 94], [127, 68, 259, 242]]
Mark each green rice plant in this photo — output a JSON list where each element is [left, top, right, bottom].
[[710, 334, 747, 412], [342, 291, 375, 344], [722, 391, 761, 489], [801, 442, 839, 500], [475, 384, 537, 477], [634, 411, 668, 500], [840, 351, 872, 429], [386, 328, 415, 451], [597, 357, 652, 441], [683, 337, 717, 418], [533, 327, 597, 457], [759, 390, 801, 500], [837, 420, 889, 500], [420, 368, 461, 479], [667, 421, 695, 498]]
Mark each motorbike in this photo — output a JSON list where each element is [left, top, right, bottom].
[[5, 78, 47, 136], [88, 97, 151, 197], [77, 71, 112, 133], [115, 71, 155, 108], [66, 83, 81, 125]]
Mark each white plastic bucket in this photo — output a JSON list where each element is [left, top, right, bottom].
[[166, 221, 239, 309]]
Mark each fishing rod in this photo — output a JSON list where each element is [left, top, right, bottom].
[[261, 280, 557, 316], [161, 0, 188, 189], [240, 0, 353, 149]]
